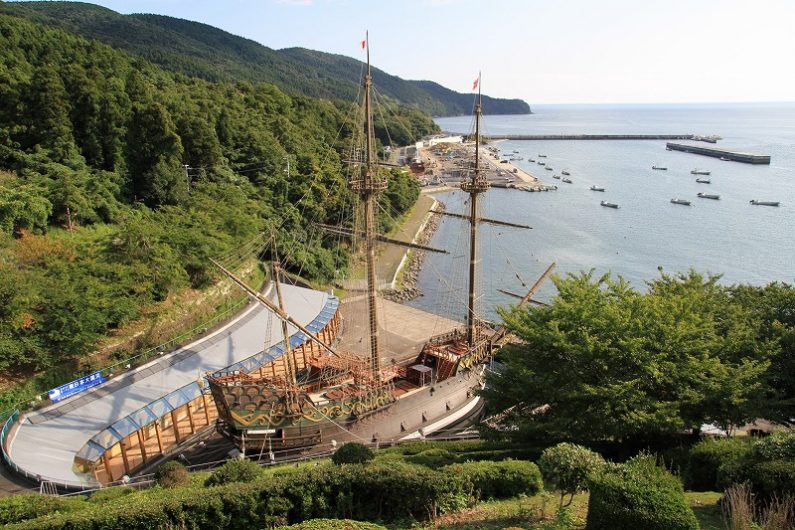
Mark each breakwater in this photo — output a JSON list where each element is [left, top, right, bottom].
[[666, 143, 771, 164]]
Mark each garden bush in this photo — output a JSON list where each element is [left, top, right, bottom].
[[442, 459, 542, 500], [331, 443, 374, 465], [154, 461, 189, 488], [537, 443, 605, 505], [87, 486, 136, 504], [586, 455, 698, 530], [684, 436, 754, 491], [750, 430, 795, 461], [405, 448, 459, 468], [278, 519, 387, 529], [205, 457, 263, 486]]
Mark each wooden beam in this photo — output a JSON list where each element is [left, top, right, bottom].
[[102, 451, 114, 482], [154, 421, 164, 454], [202, 394, 212, 425], [497, 289, 549, 306], [316, 224, 448, 254], [119, 440, 131, 476], [186, 402, 196, 434], [171, 410, 182, 444], [431, 210, 531, 229], [137, 430, 148, 464]]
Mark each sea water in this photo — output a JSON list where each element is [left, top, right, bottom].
[[408, 104, 795, 321]]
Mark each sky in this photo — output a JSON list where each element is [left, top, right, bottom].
[[19, 0, 795, 104]]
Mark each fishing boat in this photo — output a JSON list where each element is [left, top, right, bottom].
[[671, 198, 691, 206], [691, 169, 711, 175], [590, 185, 605, 192], [695, 178, 711, 184], [538, 161, 546, 166], [206, 41, 550, 455], [552, 174, 561, 180], [545, 167, 553, 171], [528, 158, 535, 163], [750, 200, 780, 207], [697, 193, 720, 200], [562, 177, 572, 184], [600, 201, 619, 209], [561, 171, 570, 176], [652, 166, 667, 170], [538, 154, 547, 158]]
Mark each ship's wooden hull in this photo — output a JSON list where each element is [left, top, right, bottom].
[[215, 365, 485, 454]]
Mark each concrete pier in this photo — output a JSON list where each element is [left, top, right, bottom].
[[666, 143, 771, 164], [481, 134, 709, 141]]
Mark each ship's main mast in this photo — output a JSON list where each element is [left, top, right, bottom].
[[460, 74, 489, 347], [351, 32, 387, 383]]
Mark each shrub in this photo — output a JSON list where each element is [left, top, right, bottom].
[[443, 460, 542, 500], [205, 458, 263, 486], [538, 443, 605, 505], [154, 460, 189, 489], [332, 443, 374, 465], [405, 448, 459, 468], [751, 430, 795, 461], [278, 519, 387, 529], [586, 454, 699, 530], [684, 437, 754, 491], [743, 459, 795, 500]]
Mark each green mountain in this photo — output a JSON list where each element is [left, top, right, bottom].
[[0, 1, 530, 116]]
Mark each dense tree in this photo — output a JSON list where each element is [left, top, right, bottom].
[[482, 271, 776, 443]]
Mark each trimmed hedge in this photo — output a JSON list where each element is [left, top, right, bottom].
[[442, 460, 542, 500], [6, 461, 468, 529], [205, 458, 263, 486], [278, 519, 387, 529], [586, 455, 698, 530], [0, 495, 87, 525], [684, 437, 754, 491]]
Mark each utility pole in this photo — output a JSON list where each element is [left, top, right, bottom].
[[183, 164, 191, 192], [283, 156, 290, 202]]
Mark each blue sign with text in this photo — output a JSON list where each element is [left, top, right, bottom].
[[48, 371, 105, 403]]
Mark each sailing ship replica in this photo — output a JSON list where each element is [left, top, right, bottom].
[[206, 36, 547, 453]]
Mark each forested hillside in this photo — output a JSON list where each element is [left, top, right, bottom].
[[0, 1, 531, 116], [0, 13, 426, 382]]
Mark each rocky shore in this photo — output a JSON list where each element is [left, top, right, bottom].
[[382, 201, 445, 303]]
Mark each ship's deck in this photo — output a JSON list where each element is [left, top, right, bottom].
[[336, 295, 462, 365], [6, 283, 331, 488]]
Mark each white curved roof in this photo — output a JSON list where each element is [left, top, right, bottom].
[[7, 283, 331, 487]]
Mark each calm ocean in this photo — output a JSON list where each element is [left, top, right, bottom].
[[408, 104, 795, 321]]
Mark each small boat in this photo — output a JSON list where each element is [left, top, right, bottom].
[[512, 150, 519, 153], [562, 178, 573, 184], [671, 198, 691, 206], [691, 169, 711, 175], [697, 193, 720, 200], [545, 167, 553, 171], [552, 174, 561, 180], [590, 186, 605, 192], [538, 161, 545, 166], [652, 166, 667, 170], [695, 178, 711, 184], [562, 171, 571, 176], [538, 154, 547, 158], [529, 158, 535, 162], [600, 201, 619, 209], [750, 200, 780, 207]]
